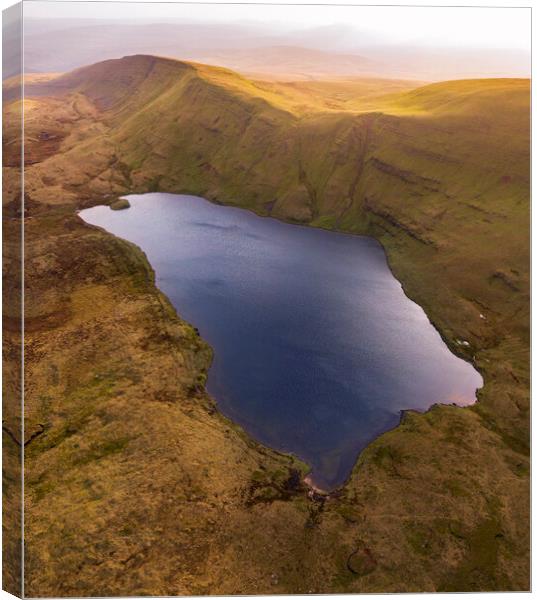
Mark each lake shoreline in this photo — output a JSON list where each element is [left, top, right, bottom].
[[200, 192, 483, 373], [80, 191, 482, 493]]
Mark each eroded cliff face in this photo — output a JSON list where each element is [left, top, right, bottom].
[[2, 55, 529, 594]]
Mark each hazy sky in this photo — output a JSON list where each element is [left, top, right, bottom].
[[25, 1, 531, 52]]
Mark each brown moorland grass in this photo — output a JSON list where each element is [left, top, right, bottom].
[[2, 54, 529, 594]]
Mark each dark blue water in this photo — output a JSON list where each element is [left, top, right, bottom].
[[81, 193, 482, 490]]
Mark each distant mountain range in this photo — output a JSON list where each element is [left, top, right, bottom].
[[7, 18, 530, 81]]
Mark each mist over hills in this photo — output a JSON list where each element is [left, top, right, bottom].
[[2, 4, 531, 594], [17, 18, 531, 81]]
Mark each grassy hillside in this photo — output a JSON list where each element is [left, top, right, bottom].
[[5, 54, 529, 594]]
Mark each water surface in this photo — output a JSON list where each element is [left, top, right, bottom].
[[81, 193, 482, 490]]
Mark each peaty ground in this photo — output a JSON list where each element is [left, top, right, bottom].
[[2, 55, 529, 595]]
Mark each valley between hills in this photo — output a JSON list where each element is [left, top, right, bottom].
[[2, 54, 530, 594]]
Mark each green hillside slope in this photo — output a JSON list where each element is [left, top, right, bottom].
[[5, 54, 529, 594]]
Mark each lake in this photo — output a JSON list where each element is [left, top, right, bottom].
[[81, 193, 483, 490]]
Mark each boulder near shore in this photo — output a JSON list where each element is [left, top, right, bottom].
[[110, 198, 130, 210]]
